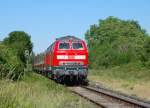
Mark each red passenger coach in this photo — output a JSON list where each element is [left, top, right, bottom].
[[34, 36, 88, 83]]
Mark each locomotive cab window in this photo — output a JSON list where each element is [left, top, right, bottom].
[[59, 42, 70, 49], [72, 42, 83, 50]]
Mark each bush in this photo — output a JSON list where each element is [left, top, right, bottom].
[[3, 31, 33, 65], [0, 45, 24, 80], [85, 16, 149, 68]]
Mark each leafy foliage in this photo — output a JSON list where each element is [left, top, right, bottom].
[[0, 31, 33, 80], [141, 38, 150, 67], [0, 45, 24, 80], [85, 16, 150, 68], [3, 31, 33, 64]]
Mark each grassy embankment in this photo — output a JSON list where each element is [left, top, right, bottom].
[[0, 72, 95, 108], [88, 63, 150, 100]]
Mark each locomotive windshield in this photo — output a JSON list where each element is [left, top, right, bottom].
[[72, 42, 83, 49], [59, 42, 70, 49]]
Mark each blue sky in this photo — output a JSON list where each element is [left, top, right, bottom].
[[0, 0, 150, 53]]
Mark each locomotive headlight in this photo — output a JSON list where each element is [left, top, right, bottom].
[[57, 55, 68, 59], [75, 55, 86, 60]]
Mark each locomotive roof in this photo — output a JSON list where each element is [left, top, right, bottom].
[[56, 36, 81, 41]]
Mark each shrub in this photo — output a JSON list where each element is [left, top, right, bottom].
[[0, 45, 24, 80]]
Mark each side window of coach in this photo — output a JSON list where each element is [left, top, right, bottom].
[[72, 42, 83, 50], [59, 42, 70, 50]]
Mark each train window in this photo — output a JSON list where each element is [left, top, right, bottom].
[[59, 42, 70, 49], [72, 42, 83, 49]]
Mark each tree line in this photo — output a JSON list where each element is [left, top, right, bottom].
[[85, 16, 150, 68], [1, 16, 150, 80]]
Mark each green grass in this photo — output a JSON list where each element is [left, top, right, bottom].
[[0, 72, 95, 108], [88, 63, 150, 100], [89, 62, 150, 82]]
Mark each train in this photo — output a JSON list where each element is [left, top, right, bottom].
[[33, 36, 88, 84]]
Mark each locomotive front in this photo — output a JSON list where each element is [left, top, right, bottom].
[[52, 36, 88, 83]]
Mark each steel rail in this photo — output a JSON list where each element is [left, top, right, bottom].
[[88, 82, 150, 108], [68, 84, 150, 108]]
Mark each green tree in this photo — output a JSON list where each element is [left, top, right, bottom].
[[3, 31, 33, 65], [141, 38, 150, 67], [85, 16, 149, 68]]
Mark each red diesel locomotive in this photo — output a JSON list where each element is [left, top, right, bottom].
[[34, 36, 88, 83]]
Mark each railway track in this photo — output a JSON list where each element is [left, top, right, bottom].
[[68, 83, 150, 108]]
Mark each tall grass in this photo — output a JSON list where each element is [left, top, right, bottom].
[[89, 62, 150, 82], [88, 63, 150, 100], [0, 72, 94, 108]]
